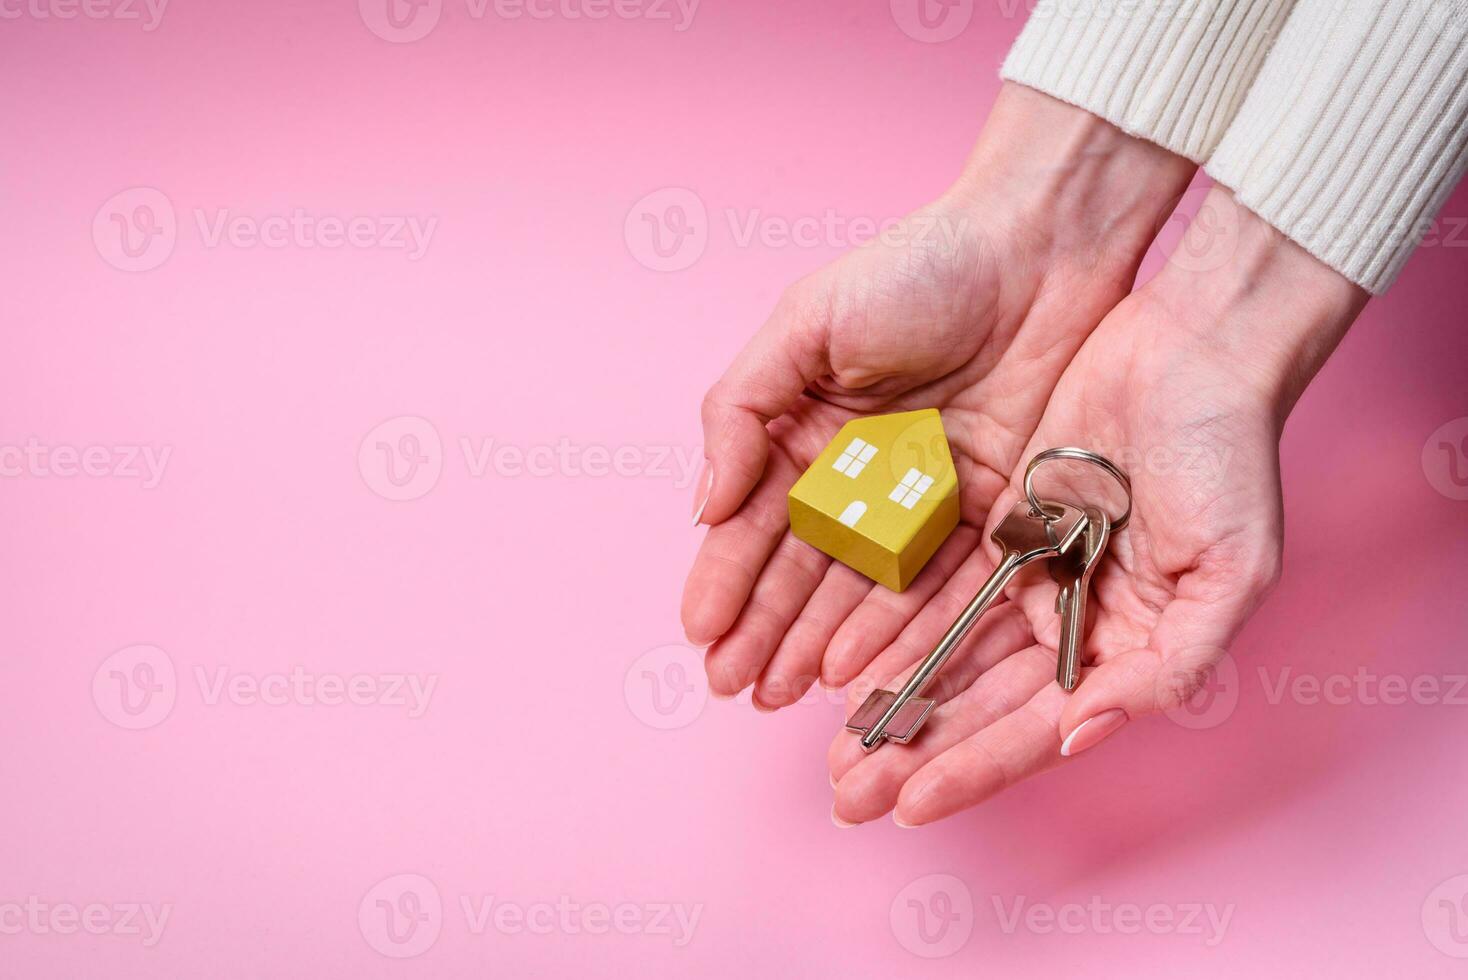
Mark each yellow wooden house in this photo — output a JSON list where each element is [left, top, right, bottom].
[[788, 408, 959, 592]]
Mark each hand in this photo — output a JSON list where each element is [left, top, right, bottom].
[[827, 187, 1369, 827], [681, 85, 1197, 707]]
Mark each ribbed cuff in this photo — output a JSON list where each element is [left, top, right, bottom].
[[1206, 0, 1468, 293], [1001, 0, 1296, 163]]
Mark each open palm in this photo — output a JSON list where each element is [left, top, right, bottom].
[[681, 193, 1154, 707], [826, 285, 1290, 826]]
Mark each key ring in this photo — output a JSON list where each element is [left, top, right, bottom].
[[1023, 447, 1133, 532]]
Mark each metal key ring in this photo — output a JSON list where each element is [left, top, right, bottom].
[[1023, 447, 1133, 532]]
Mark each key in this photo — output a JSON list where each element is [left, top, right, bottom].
[[846, 499, 1090, 751], [1051, 505, 1110, 691]]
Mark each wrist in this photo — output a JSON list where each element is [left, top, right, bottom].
[[1141, 185, 1371, 421], [946, 83, 1198, 285]]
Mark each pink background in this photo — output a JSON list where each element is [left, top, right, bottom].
[[3, 0, 1468, 975]]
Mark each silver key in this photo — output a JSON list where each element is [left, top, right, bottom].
[[846, 500, 1090, 752], [1052, 505, 1110, 691]]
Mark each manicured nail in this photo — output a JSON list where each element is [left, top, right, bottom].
[[823, 637, 857, 682], [691, 461, 713, 526], [831, 805, 858, 828], [1060, 708, 1128, 757]]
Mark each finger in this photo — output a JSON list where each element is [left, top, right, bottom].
[[894, 669, 1072, 827], [1057, 553, 1278, 751], [830, 614, 1035, 785], [837, 540, 1012, 714], [753, 562, 871, 710], [703, 532, 830, 700], [842, 596, 1029, 719], [697, 287, 830, 527], [831, 644, 1054, 824], [680, 449, 801, 647], [821, 525, 983, 688]]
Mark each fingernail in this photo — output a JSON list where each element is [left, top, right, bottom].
[[691, 461, 713, 526], [822, 638, 857, 683], [829, 772, 837, 789], [1060, 708, 1128, 757], [831, 805, 858, 828], [893, 813, 918, 829], [751, 693, 776, 713]]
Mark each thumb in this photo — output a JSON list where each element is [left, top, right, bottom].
[[1056, 640, 1226, 757], [696, 286, 830, 526], [1057, 559, 1278, 755]]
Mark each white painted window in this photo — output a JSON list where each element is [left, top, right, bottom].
[[887, 467, 936, 510], [831, 437, 878, 478], [837, 500, 867, 528]]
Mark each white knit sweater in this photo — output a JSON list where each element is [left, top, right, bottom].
[[1002, 0, 1468, 293]]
